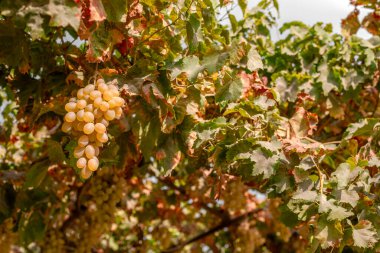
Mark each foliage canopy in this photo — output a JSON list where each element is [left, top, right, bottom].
[[0, 0, 380, 252]]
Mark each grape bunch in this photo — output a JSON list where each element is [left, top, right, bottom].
[[63, 168, 126, 253], [62, 78, 125, 179]]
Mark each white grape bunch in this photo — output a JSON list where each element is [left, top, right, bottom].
[[62, 78, 125, 179]]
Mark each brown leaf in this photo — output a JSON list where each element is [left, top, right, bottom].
[[341, 10, 360, 37], [362, 12, 380, 36]]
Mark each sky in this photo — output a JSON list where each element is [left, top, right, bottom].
[[230, 0, 372, 39]]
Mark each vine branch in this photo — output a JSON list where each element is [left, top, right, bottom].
[[161, 208, 263, 253]]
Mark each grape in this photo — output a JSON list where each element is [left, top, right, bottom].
[[78, 135, 89, 147], [76, 109, 85, 121], [97, 118, 109, 127], [103, 91, 113, 101], [88, 157, 99, 171], [83, 112, 94, 123], [62, 122, 72, 133], [96, 133, 108, 143], [76, 157, 87, 169], [99, 101, 109, 112], [93, 97, 103, 108], [85, 104, 94, 112], [98, 83, 108, 93], [77, 99, 87, 109], [90, 90, 101, 100], [108, 98, 117, 109], [65, 112, 76, 123], [85, 145, 96, 159], [104, 110, 115, 121], [74, 146, 85, 158], [96, 78, 105, 86], [115, 107, 122, 119], [81, 167, 92, 179], [77, 88, 84, 99], [94, 123, 106, 134], [84, 84, 95, 94], [65, 102, 77, 112], [69, 97, 77, 102], [83, 123, 95, 134]]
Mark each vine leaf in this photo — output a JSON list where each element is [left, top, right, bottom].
[[341, 10, 360, 37], [88, 0, 107, 22], [246, 46, 263, 71], [215, 77, 245, 103], [350, 220, 378, 248], [315, 216, 343, 249], [343, 118, 379, 140], [46, 0, 80, 30], [24, 160, 50, 189], [47, 140, 66, 164], [86, 23, 124, 62]]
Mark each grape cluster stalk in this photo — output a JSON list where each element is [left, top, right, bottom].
[[62, 78, 125, 179]]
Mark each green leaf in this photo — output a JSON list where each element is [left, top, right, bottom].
[[343, 118, 380, 140], [246, 46, 263, 71], [237, 149, 280, 179], [215, 77, 244, 103], [202, 53, 229, 73], [351, 220, 378, 248], [315, 216, 343, 249], [101, 0, 127, 22], [47, 140, 66, 164], [186, 13, 202, 53], [238, 0, 247, 15], [331, 163, 351, 189], [192, 117, 227, 148], [228, 14, 238, 32], [292, 190, 318, 202], [20, 211, 46, 245], [317, 62, 338, 96], [0, 21, 30, 68], [156, 136, 182, 176], [334, 189, 359, 208], [170, 56, 203, 82], [24, 160, 49, 189], [86, 23, 124, 62]]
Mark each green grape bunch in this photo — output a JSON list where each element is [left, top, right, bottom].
[[62, 78, 125, 179]]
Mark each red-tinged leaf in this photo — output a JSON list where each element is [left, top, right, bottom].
[[89, 0, 107, 22], [282, 138, 322, 154], [362, 12, 380, 35], [341, 10, 360, 37], [127, 0, 143, 23], [289, 107, 318, 138]]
